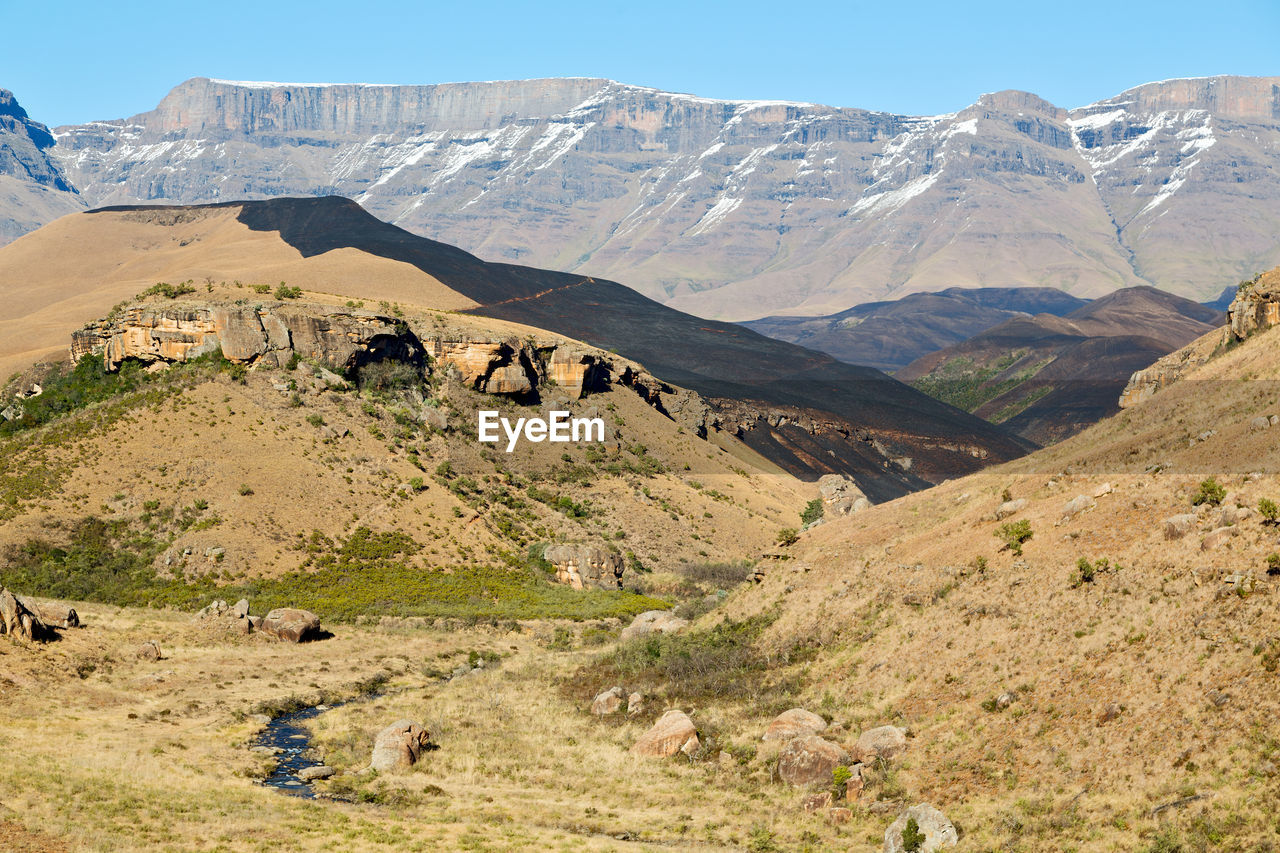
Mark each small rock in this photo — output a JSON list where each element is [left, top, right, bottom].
[[626, 691, 645, 715], [995, 691, 1016, 710], [631, 710, 700, 758], [801, 791, 833, 813], [884, 803, 958, 852], [1251, 416, 1271, 431], [591, 686, 625, 716], [1097, 703, 1122, 725], [298, 765, 336, 781], [1093, 482, 1113, 498], [619, 610, 688, 642], [248, 713, 272, 726], [762, 708, 828, 742], [827, 807, 853, 825], [136, 640, 162, 661]]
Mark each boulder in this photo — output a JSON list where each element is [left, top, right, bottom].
[[591, 686, 625, 716], [1251, 416, 1271, 431], [884, 804, 958, 853], [627, 692, 645, 716], [232, 599, 250, 618], [1092, 482, 1114, 498], [828, 807, 853, 825], [619, 610, 688, 642], [370, 719, 433, 772], [802, 791, 833, 812], [1097, 703, 1122, 725], [1201, 526, 1237, 551], [543, 544, 624, 590], [0, 588, 49, 641], [1062, 495, 1094, 519], [297, 765, 336, 781], [1163, 514, 1198, 540], [995, 498, 1026, 520], [777, 736, 849, 786], [854, 725, 908, 763], [817, 474, 870, 516], [631, 710, 700, 758], [136, 640, 162, 661], [260, 608, 323, 643], [763, 708, 828, 742]]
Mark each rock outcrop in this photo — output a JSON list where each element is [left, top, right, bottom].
[[817, 475, 871, 516], [260, 608, 323, 643], [0, 588, 51, 641], [370, 719, 433, 772], [631, 709, 700, 758], [1228, 276, 1280, 341], [544, 544, 624, 590], [777, 736, 849, 786]]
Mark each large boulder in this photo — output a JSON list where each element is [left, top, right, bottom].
[[762, 708, 828, 742], [370, 719, 433, 772], [995, 498, 1026, 520], [631, 710, 700, 758], [884, 803, 958, 853], [0, 588, 49, 641], [817, 474, 870, 516], [854, 725, 908, 763], [778, 735, 849, 786], [1164, 514, 1199, 540], [260, 608, 323, 643], [543, 544, 624, 590], [619, 610, 688, 642]]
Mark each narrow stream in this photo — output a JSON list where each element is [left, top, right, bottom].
[[254, 703, 337, 798]]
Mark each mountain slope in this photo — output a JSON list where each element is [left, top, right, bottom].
[[32, 75, 1280, 319], [899, 287, 1223, 443], [742, 286, 1090, 372], [0, 89, 84, 244], [711, 299, 1280, 850], [0, 198, 1033, 500]]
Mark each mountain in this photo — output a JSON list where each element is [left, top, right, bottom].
[[0, 197, 1033, 500], [0, 89, 84, 245], [15, 74, 1275, 321], [897, 286, 1223, 443], [742, 286, 1090, 372]]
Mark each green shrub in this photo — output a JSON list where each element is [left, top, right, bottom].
[[800, 498, 824, 526], [902, 817, 926, 852], [776, 528, 799, 547], [1267, 553, 1280, 575], [1259, 497, 1279, 524], [1075, 557, 1095, 586], [274, 284, 302, 299], [238, 484, 254, 496], [141, 281, 196, 299], [1192, 477, 1226, 507], [995, 519, 1033, 555]]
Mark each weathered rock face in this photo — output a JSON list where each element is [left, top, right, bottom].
[[370, 719, 433, 772], [631, 709, 700, 758], [762, 709, 828, 742], [0, 588, 50, 641], [817, 474, 871, 516], [1228, 276, 1280, 341], [777, 736, 849, 786], [72, 304, 425, 374], [544, 544, 624, 590], [260, 608, 323, 643], [42, 75, 1280, 315], [884, 804, 958, 853]]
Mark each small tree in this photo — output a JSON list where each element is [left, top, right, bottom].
[[1259, 498, 1279, 525], [995, 520, 1033, 556], [776, 528, 799, 547], [1191, 477, 1226, 507], [800, 498, 824, 526], [902, 817, 926, 852]]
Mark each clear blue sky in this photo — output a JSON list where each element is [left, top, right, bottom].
[[5, 0, 1278, 127]]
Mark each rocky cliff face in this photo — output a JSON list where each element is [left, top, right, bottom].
[[0, 89, 84, 244], [41, 75, 1280, 319]]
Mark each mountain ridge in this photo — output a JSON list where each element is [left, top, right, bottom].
[[26, 74, 1280, 320]]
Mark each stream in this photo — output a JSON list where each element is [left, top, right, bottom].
[[254, 703, 339, 798]]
